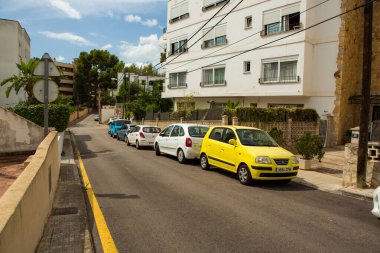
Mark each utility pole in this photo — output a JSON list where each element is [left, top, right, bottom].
[[123, 71, 127, 118], [357, 0, 373, 188]]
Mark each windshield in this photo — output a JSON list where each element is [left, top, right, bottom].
[[143, 127, 161, 133], [115, 120, 131, 126], [188, 126, 209, 138], [236, 129, 278, 147]]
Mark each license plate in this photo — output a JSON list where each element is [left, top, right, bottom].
[[276, 168, 291, 173]]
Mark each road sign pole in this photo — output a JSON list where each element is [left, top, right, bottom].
[[44, 57, 49, 136]]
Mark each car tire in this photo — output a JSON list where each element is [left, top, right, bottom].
[[177, 149, 187, 164], [124, 135, 128, 143], [155, 144, 161, 156], [116, 135, 119, 140], [200, 153, 210, 170], [136, 140, 140, 150], [126, 137, 130, 146], [238, 164, 253, 185]]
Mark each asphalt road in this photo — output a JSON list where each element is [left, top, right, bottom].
[[71, 115, 380, 253]]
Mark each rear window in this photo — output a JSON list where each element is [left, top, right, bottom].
[[143, 127, 161, 133], [188, 126, 209, 138], [115, 120, 131, 126]]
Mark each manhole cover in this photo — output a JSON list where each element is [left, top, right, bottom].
[[51, 207, 78, 216]]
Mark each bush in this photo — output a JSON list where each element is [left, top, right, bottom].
[[295, 133, 325, 160], [268, 128, 286, 146], [13, 104, 70, 132], [233, 107, 318, 122]]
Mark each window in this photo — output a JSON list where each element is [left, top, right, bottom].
[[244, 61, 251, 73], [170, 39, 187, 55], [250, 103, 257, 107], [169, 72, 187, 88], [222, 129, 236, 144], [163, 126, 174, 137], [188, 126, 209, 138], [209, 128, 225, 141], [202, 66, 226, 86], [170, 1, 189, 23], [261, 58, 298, 83], [203, 0, 229, 11], [202, 24, 227, 49], [262, 4, 301, 36], [171, 126, 180, 137], [245, 16, 252, 29]]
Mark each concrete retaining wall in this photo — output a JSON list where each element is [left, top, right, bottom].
[[69, 108, 90, 123], [0, 107, 44, 153], [0, 131, 60, 253], [101, 108, 115, 123]]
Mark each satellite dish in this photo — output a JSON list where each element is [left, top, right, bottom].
[[33, 80, 59, 103]]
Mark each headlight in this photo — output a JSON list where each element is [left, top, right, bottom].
[[255, 156, 272, 164], [291, 156, 299, 164]]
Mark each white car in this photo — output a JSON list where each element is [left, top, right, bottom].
[[154, 123, 209, 163], [372, 186, 380, 219], [126, 125, 161, 149]]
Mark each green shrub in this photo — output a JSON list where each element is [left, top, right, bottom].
[[233, 107, 318, 122], [268, 128, 286, 146], [295, 133, 325, 160], [13, 104, 70, 132]]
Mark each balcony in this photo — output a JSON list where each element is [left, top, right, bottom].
[[200, 80, 227, 87], [258, 76, 300, 84]]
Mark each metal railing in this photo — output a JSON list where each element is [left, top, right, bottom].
[[258, 76, 300, 84], [200, 80, 227, 87]]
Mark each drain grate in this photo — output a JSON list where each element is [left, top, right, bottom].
[[59, 164, 76, 182], [51, 207, 78, 216]]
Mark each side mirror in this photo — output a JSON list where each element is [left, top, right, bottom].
[[228, 139, 236, 146]]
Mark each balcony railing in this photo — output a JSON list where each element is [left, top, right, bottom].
[[260, 22, 303, 37], [258, 76, 300, 84], [200, 80, 227, 87], [168, 83, 187, 89]]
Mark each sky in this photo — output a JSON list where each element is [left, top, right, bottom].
[[0, 0, 167, 65]]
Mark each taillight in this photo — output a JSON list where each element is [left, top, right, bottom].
[[185, 137, 192, 147], [139, 132, 145, 138]]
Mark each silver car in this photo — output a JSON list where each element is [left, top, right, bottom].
[[372, 186, 380, 219]]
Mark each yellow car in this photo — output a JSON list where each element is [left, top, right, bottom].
[[200, 126, 299, 185]]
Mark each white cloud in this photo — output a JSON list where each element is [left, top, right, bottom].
[[39, 31, 96, 46], [56, 56, 65, 61], [49, 0, 81, 19], [101, 44, 113, 50], [119, 34, 162, 64], [124, 14, 158, 27]]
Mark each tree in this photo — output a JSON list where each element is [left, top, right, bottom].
[[0, 59, 40, 104], [74, 49, 124, 106]]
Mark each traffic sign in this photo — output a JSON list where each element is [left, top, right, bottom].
[[33, 80, 59, 103], [34, 61, 61, 76]]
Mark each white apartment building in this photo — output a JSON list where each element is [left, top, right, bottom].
[[0, 19, 30, 107], [162, 0, 340, 115], [115, 72, 165, 94]]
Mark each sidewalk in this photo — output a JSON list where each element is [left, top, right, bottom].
[[36, 132, 92, 253], [294, 147, 375, 201]]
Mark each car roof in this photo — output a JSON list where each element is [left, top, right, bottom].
[[209, 125, 261, 131], [135, 125, 160, 128], [168, 123, 209, 127]]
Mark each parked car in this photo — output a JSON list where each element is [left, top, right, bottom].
[[372, 186, 380, 219], [109, 119, 131, 138], [199, 126, 299, 185], [154, 124, 209, 163], [127, 125, 161, 149], [94, 114, 99, 121], [116, 124, 136, 141]]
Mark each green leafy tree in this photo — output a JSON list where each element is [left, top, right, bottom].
[[0, 59, 40, 104]]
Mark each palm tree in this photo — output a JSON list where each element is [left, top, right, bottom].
[[226, 99, 240, 110], [0, 59, 40, 104]]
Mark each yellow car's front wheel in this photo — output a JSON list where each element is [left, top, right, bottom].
[[238, 165, 253, 185]]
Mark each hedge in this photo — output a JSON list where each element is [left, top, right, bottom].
[[12, 104, 70, 132], [223, 107, 319, 122]]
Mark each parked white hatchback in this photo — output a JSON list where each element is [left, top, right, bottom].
[[126, 125, 161, 149], [372, 186, 380, 219], [154, 124, 209, 163]]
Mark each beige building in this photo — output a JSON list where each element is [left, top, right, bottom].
[[0, 19, 30, 107], [332, 0, 380, 145], [53, 61, 75, 96]]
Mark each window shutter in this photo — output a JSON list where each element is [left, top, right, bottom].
[[203, 0, 216, 7], [281, 4, 300, 16], [203, 27, 214, 41], [214, 24, 227, 37], [171, 1, 188, 19], [263, 10, 280, 25]]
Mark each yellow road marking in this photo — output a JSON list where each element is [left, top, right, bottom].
[[71, 133, 118, 253]]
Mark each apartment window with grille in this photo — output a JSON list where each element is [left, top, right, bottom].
[[202, 24, 227, 49], [170, 1, 189, 23], [262, 4, 301, 36], [201, 66, 226, 86], [244, 61, 251, 73], [170, 39, 188, 55], [169, 72, 187, 88], [245, 16, 252, 29], [261, 57, 299, 83], [203, 0, 230, 11]]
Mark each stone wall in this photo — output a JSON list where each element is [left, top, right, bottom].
[[332, 0, 380, 145], [0, 107, 44, 153]]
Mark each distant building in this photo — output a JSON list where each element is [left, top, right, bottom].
[[0, 19, 30, 107], [115, 72, 165, 95], [53, 61, 75, 96]]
